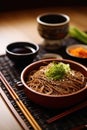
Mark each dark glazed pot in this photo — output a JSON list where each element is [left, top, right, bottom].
[[37, 13, 70, 40], [6, 42, 39, 66]]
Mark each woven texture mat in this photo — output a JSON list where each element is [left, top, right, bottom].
[[0, 37, 87, 130]]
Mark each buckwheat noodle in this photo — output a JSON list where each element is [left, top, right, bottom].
[[26, 64, 85, 95]]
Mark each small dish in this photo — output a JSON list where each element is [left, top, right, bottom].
[[41, 53, 63, 59], [66, 44, 87, 60], [6, 42, 39, 66]]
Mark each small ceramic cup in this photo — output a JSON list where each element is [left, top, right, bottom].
[[37, 13, 70, 50]]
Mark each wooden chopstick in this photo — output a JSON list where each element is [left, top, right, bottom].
[[0, 72, 42, 130], [46, 100, 87, 124], [71, 124, 87, 130]]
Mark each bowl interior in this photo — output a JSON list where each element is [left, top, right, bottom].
[[66, 44, 87, 59], [22, 59, 87, 96], [6, 42, 39, 56], [37, 13, 70, 25]]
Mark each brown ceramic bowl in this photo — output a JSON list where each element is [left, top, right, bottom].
[[21, 59, 87, 109], [37, 13, 70, 50], [37, 13, 70, 40]]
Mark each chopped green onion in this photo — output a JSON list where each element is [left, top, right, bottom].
[[45, 62, 71, 80]]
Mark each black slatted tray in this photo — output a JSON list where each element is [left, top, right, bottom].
[[0, 37, 87, 130]]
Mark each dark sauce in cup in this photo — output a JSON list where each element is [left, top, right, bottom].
[[11, 47, 35, 54], [40, 14, 67, 24]]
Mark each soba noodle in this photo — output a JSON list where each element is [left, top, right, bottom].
[[26, 62, 85, 95]]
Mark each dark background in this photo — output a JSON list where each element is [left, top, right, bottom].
[[0, 0, 87, 12]]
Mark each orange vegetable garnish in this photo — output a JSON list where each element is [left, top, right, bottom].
[[69, 47, 87, 58]]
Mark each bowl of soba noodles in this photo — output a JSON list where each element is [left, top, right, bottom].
[[21, 59, 87, 109]]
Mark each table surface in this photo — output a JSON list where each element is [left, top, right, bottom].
[[0, 6, 87, 130], [0, 6, 87, 55]]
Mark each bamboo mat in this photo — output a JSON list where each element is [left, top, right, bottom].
[[0, 37, 87, 130]]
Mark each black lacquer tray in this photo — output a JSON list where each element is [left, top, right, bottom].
[[0, 37, 87, 130]]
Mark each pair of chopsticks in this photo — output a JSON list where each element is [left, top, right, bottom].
[[47, 98, 87, 124], [0, 72, 42, 130]]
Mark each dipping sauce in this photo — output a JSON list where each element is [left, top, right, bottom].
[[11, 47, 35, 54], [39, 14, 67, 24], [69, 47, 87, 58], [6, 42, 39, 65]]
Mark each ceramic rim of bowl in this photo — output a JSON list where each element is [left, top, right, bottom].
[[66, 44, 87, 59], [37, 13, 70, 26], [21, 59, 87, 97], [6, 42, 39, 56]]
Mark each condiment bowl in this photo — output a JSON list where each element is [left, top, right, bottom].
[[41, 53, 63, 59], [37, 13, 70, 50], [37, 13, 70, 40], [21, 59, 87, 109], [6, 42, 39, 66], [66, 44, 87, 61]]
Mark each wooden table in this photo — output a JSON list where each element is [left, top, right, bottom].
[[0, 6, 87, 55], [0, 6, 87, 130]]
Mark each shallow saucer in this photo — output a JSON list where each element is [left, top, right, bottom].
[[66, 44, 87, 61], [41, 53, 63, 59]]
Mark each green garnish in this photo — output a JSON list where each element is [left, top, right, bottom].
[[69, 26, 87, 44], [45, 62, 71, 80]]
